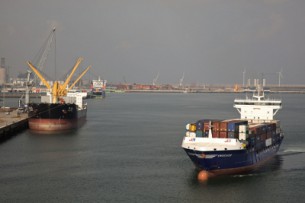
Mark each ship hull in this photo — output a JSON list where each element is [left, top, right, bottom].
[[183, 136, 283, 175], [92, 90, 106, 98], [28, 103, 87, 133]]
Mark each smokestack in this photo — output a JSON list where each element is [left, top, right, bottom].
[[0, 57, 6, 85]]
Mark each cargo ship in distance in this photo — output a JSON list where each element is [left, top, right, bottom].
[[27, 57, 91, 132], [182, 84, 283, 177], [91, 76, 107, 98]]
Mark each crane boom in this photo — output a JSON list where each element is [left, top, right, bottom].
[[67, 65, 91, 92], [37, 27, 56, 71], [27, 61, 51, 89], [28, 57, 91, 103], [153, 72, 159, 86], [61, 57, 83, 90], [179, 72, 184, 86]]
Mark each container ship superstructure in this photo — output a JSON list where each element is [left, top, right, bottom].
[[182, 84, 283, 176], [27, 57, 91, 132], [91, 77, 107, 98]]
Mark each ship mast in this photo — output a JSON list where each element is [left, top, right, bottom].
[[252, 83, 264, 101], [234, 82, 282, 123]]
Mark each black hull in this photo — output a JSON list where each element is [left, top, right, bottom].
[[28, 103, 86, 132]]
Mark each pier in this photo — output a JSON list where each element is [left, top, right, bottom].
[[0, 107, 28, 142]]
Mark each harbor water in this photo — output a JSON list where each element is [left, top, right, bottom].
[[0, 93, 305, 202]]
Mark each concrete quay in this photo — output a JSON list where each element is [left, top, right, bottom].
[[0, 107, 28, 142]]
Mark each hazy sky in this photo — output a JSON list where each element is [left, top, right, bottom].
[[1, 0, 305, 85]]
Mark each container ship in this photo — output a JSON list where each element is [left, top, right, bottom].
[[27, 57, 91, 132], [91, 76, 107, 98], [181, 84, 283, 176]]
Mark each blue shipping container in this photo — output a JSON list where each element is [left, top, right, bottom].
[[227, 120, 248, 132], [196, 119, 204, 130]]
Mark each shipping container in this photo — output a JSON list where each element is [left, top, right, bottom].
[[266, 132, 272, 139], [239, 132, 247, 140], [212, 131, 219, 138], [188, 123, 197, 132], [260, 133, 267, 140], [239, 125, 248, 133], [212, 121, 221, 131], [196, 130, 203, 137], [201, 119, 221, 131], [255, 140, 265, 150], [228, 132, 238, 139], [227, 120, 248, 132], [248, 137, 256, 147], [195, 119, 204, 130], [266, 123, 276, 131], [220, 121, 228, 131], [219, 131, 228, 138], [265, 138, 272, 147]]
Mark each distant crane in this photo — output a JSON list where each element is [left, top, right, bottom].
[[25, 70, 32, 105], [179, 72, 185, 87], [122, 76, 127, 84], [277, 69, 283, 87], [152, 72, 159, 86], [242, 69, 246, 87]]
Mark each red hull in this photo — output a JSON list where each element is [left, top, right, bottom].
[[29, 117, 85, 132]]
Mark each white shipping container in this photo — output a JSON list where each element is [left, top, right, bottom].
[[239, 132, 247, 140], [239, 125, 247, 133], [265, 138, 272, 147]]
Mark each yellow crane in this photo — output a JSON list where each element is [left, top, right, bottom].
[[27, 57, 91, 103]]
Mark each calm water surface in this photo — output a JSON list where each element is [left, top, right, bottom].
[[0, 93, 304, 202]]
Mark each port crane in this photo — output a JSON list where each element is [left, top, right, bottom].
[[31, 27, 56, 86], [37, 27, 56, 72], [152, 72, 159, 86], [179, 72, 184, 87], [27, 57, 91, 103]]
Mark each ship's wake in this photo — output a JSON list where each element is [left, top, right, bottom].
[[279, 148, 305, 156]]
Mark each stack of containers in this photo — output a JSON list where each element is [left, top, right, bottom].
[[249, 123, 278, 151], [219, 121, 228, 138], [203, 121, 210, 137], [227, 120, 248, 139], [195, 119, 222, 138], [272, 121, 280, 144], [193, 119, 251, 140], [212, 121, 220, 138], [195, 119, 204, 137], [266, 123, 276, 139], [250, 124, 263, 150]]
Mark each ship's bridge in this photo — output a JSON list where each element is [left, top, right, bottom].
[[234, 88, 282, 122]]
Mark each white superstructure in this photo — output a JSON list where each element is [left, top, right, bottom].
[[234, 84, 282, 123], [92, 76, 107, 89]]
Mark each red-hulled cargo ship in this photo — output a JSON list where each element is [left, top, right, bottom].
[[26, 57, 91, 133], [28, 94, 87, 132], [182, 84, 283, 176]]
